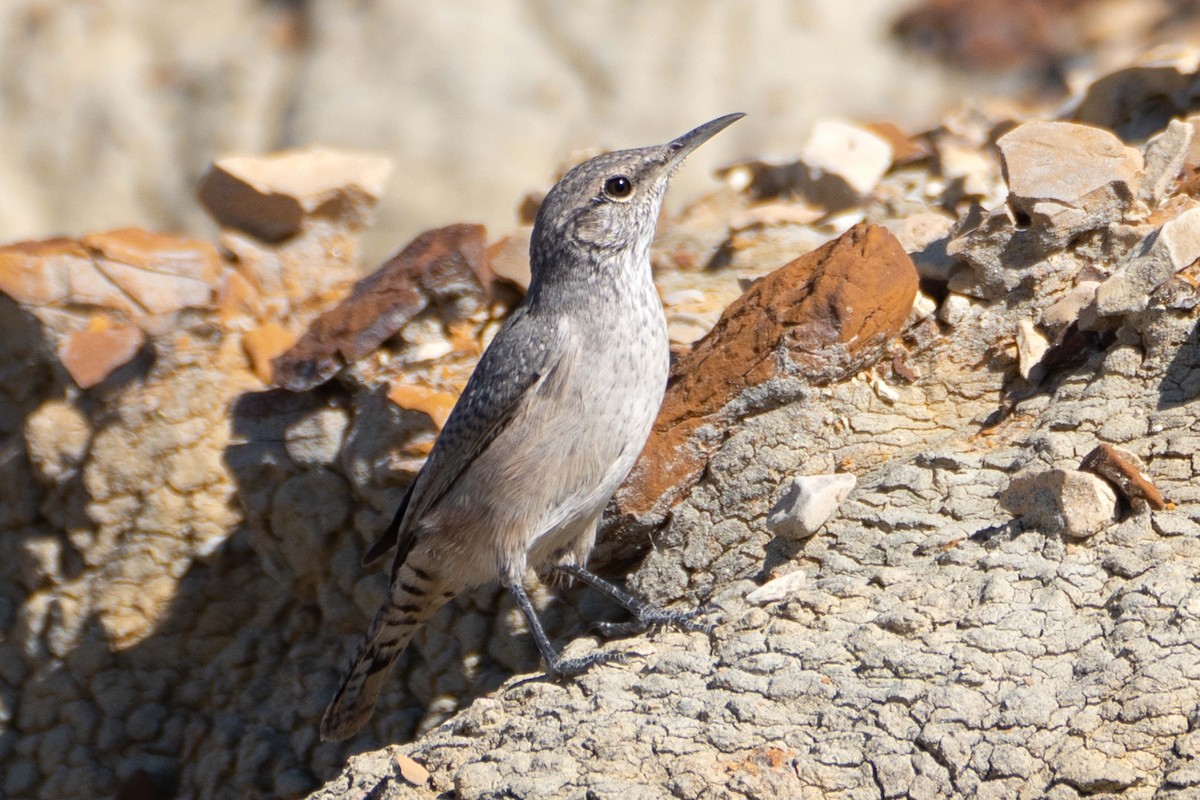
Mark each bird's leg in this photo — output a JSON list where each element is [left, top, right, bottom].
[[506, 580, 626, 677], [556, 563, 710, 636]]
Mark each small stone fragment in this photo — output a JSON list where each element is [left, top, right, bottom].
[[746, 571, 806, 605], [1096, 207, 1200, 315], [1139, 119, 1193, 208], [864, 121, 931, 165], [938, 293, 974, 327], [395, 754, 431, 787], [1080, 443, 1166, 510], [1015, 319, 1049, 382], [997, 121, 1142, 245], [243, 322, 297, 384], [483, 226, 533, 291], [216, 269, 263, 323], [0, 232, 220, 319], [800, 119, 894, 201], [387, 383, 459, 429], [199, 147, 393, 242], [885, 212, 958, 281], [910, 290, 937, 323], [937, 141, 996, 200], [1000, 468, 1119, 539], [1041, 281, 1099, 330], [766, 473, 857, 541], [24, 400, 91, 482], [58, 316, 146, 389]]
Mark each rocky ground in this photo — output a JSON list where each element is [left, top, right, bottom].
[[3, 45, 1200, 800]]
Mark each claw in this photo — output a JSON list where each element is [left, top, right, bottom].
[[546, 649, 627, 677]]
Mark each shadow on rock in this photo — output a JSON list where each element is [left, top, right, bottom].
[[1158, 316, 1200, 410]]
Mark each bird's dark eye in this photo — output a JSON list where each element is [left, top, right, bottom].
[[603, 175, 633, 199]]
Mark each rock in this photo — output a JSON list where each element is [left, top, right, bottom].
[[892, 0, 1083, 72], [1095, 206, 1200, 315], [937, 292, 975, 326], [58, 316, 146, 389], [395, 754, 431, 787], [800, 119, 894, 204], [606, 224, 917, 557], [243, 322, 296, 384], [482, 226, 533, 292], [272, 224, 487, 391], [1014, 319, 1049, 382], [909, 291, 937, 323], [728, 202, 824, 231], [864, 121, 931, 166], [944, 206, 1041, 299], [1139, 119, 1193, 208], [996, 121, 1143, 248], [745, 570, 806, 605], [1071, 55, 1200, 141], [0, 238, 100, 309], [884, 212, 959, 281], [198, 148, 393, 243], [1080, 443, 1167, 510], [1041, 280, 1099, 330], [937, 140, 997, 201], [1000, 468, 1120, 538], [387, 383, 459, 429], [0, 230, 219, 319], [765, 473, 857, 541], [24, 400, 91, 482], [1054, 748, 1140, 794], [81, 229, 221, 316]]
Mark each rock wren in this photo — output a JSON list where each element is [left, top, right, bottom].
[[321, 113, 744, 741]]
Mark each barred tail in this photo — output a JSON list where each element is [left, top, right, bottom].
[[320, 564, 450, 741]]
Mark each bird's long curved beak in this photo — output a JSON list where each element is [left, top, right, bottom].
[[667, 113, 745, 167]]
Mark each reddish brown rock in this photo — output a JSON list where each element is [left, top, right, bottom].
[[58, 316, 146, 389], [609, 223, 918, 542], [1080, 443, 1167, 510], [271, 224, 487, 391]]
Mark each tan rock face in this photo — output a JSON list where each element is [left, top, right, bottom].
[[0, 229, 219, 317], [610, 223, 918, 543], [0, 229, 222, 388]]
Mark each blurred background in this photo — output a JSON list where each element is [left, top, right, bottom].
[[1, 0, 1198, 265]]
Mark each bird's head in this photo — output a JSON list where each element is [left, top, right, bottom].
[[530, 113, 744, 281]]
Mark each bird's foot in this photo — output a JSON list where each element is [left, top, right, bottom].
[[596, 605, 713, 638]]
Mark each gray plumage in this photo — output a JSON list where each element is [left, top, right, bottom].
[[321, 113, 743, 742]]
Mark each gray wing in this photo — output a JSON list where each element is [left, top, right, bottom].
[[363, 305, 569, 567]]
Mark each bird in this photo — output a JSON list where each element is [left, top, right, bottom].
[[320, 113, 744, 741]]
